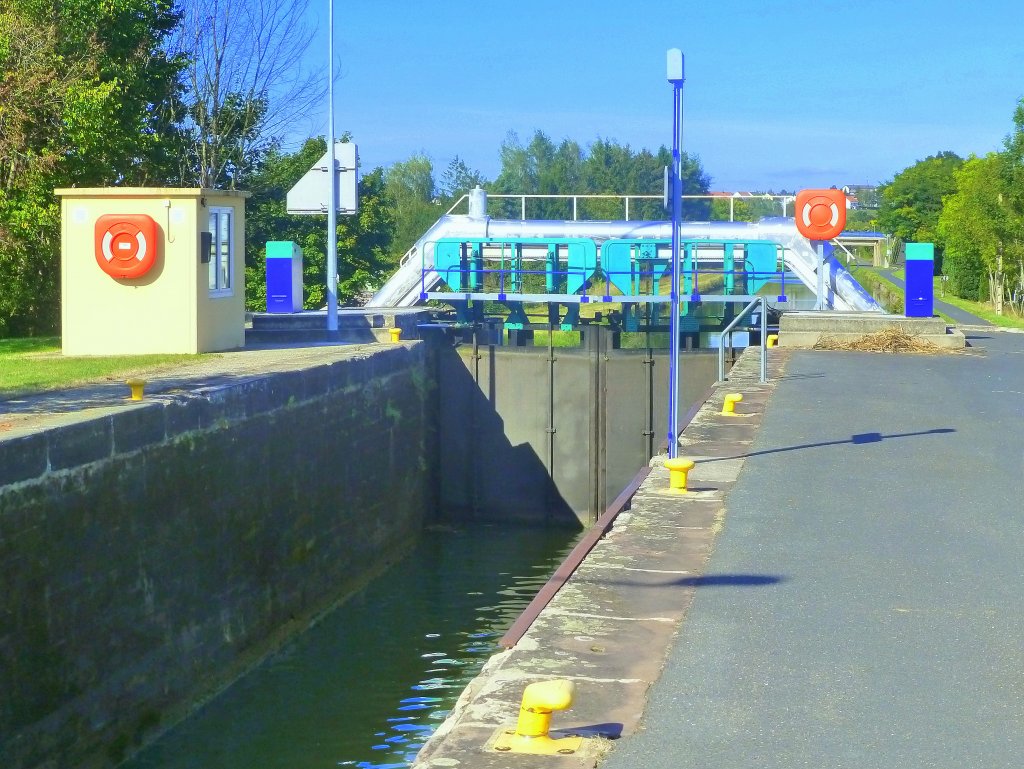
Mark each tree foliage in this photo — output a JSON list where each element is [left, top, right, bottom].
[[168, 0, 321, 189], [245, 138, 395, 310], [877, 151, 964, 265], [489, 130, 710, 221], [0, 0, 181, 335]]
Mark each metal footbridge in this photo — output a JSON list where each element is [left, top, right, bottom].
[[368, 190, 881, 322]]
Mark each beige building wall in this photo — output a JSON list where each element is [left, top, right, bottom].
[[56, 188, 248, 355]]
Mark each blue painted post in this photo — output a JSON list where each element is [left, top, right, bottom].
[[904, 242, 935, 317], [667, 49, 685, 459]]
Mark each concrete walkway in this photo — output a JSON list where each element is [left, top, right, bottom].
[[876, 268, 992, 326], [0, 342, 386, 435], [602, 329, 1024, 769]]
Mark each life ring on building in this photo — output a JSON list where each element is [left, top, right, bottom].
[[94, 214, 159, 279], [794, 189, 847, 241]]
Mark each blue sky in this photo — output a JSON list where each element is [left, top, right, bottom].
[[295, 0, 1024, 192]]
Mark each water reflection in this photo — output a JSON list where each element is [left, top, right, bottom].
[[122, 523, 578, 769]]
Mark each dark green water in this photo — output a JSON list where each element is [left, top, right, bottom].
[[121, 523, 579, 769]]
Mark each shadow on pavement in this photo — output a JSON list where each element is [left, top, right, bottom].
[[700, 427, 955, 462]]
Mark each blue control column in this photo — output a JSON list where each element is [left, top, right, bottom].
[[904, 242, 934, 318], [266, 241, 303, 313]]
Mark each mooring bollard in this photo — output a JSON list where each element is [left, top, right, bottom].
[[389, 327, 402, 342], [721, 392, 743, 416], [767, 334, 779, 348], [664, 457, 696, 492], [126, 378, 146, 401], [492, 679, 583, 755]]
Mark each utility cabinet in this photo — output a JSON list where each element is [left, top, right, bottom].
[[265, 241, 304, 313], [904, 242, 934, 318]]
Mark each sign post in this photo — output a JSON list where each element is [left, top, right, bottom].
[[794, 189, 847, 311], [666, 49, 684, 459]]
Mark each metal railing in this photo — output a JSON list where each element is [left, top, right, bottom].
[[718, 296, 768, 383]]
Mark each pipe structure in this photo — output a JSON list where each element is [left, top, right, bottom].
[[368, 211, 882, 312]]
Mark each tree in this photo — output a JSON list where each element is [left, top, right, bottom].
[[168, 0, 322, 189], [244, 137, 395, 310], [877, 151, 964, 267], [489, 130, 710, 221], [384, 154, 443, 261], [0, 0, 182, 336], [937, 155, 1021, 303], [438, 156, 487, 205]]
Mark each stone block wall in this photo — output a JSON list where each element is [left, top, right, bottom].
[[0, 344, 436, 768]]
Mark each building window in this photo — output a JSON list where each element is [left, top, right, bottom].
[[208, 207, 233, 295]]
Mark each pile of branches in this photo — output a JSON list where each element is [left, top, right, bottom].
[[814, 327, 945, 354]]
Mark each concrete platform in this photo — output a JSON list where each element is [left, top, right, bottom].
[[247, 307, 432, 344], [778, 311, 966, 349]]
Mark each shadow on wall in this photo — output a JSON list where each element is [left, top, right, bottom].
[[436, 343, 580, 528]]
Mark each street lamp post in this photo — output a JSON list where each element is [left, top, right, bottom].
[[667, 49, 684, 459], [325, 0, 338, 332]]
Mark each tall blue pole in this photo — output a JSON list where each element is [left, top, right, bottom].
[[326, 0, 338, 332], [667, 50, 685, 458]]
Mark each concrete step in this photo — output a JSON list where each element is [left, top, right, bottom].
[[778, 311, 966, 349]]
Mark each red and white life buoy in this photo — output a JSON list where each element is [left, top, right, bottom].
[[794, 189, 847, 241], [94, 214, 159, 279]]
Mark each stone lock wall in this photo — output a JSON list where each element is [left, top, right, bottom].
[[0, 344, 436, 769]]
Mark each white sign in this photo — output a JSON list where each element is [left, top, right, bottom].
[[286, 142, 359, 215]]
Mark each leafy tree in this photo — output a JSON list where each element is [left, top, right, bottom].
[[489, 130, 709, 221], [0, 0, 182, 336], [244, 137, 394, 310], [877, 151, 963, 267], [384, 154, 443, 261], [937, 155, 1016, 301], [439, 156, 487, 205], [168, 0, 321, 189]]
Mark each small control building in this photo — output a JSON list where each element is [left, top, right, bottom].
[[55, 188, 249, 355]]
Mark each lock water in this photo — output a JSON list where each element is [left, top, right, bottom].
[[121, 522, 579, 769]]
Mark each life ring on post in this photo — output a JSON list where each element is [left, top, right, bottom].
[[794, 189, 847, 241], [94, 214, 159, 279]]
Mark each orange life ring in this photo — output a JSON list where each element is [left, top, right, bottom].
[[794, 189, 847, 241], [94, 214, 159, 279]]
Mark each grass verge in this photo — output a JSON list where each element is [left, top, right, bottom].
[[0, 337, 207, 397]]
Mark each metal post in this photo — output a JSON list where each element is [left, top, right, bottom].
[[760, 296, 768, 383], [815, 241, 825, 311], [666, 49, 684, 459], [325, 0, 338, 332]]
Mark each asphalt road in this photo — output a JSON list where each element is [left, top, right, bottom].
[[602, 330, 1024, 769]]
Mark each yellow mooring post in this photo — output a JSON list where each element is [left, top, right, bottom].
[[767, 333, 779, 348], [664, 457, 696, 492], [721, 392, 743, 416], [493, 679, 583, 755], [126, 378, 146, 401], [389, 327, 402, 342]]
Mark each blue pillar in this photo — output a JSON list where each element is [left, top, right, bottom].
[[905, 242, 934, 318]]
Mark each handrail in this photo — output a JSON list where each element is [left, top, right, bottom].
[[717, 296, 767, 383]]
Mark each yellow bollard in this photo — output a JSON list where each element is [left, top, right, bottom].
[[767, 334, 779, 348], [126, 378, 146, 401], [389, 327, 402, 342], [721, 392, 743, 416], [664, 457, 695, 492], [493, 679, 583, 755]]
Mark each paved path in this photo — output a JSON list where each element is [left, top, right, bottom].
[[0, 342, 384, 435], [876, 268, 992, 326], [602, 329, 1024, 769]]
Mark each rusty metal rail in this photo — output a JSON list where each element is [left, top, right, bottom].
[[499, 380, 720, 649]]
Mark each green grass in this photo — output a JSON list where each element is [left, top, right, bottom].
[[856, 266, 1024, 329], [930, 284, 1024, 329], [0, 337, 207, 397]]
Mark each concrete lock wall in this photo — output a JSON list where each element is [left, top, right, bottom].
[[437, 332, 718, 524], [0, 345, 436, 769]]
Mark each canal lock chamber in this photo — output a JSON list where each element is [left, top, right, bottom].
[[0, 332, 721, 769]]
